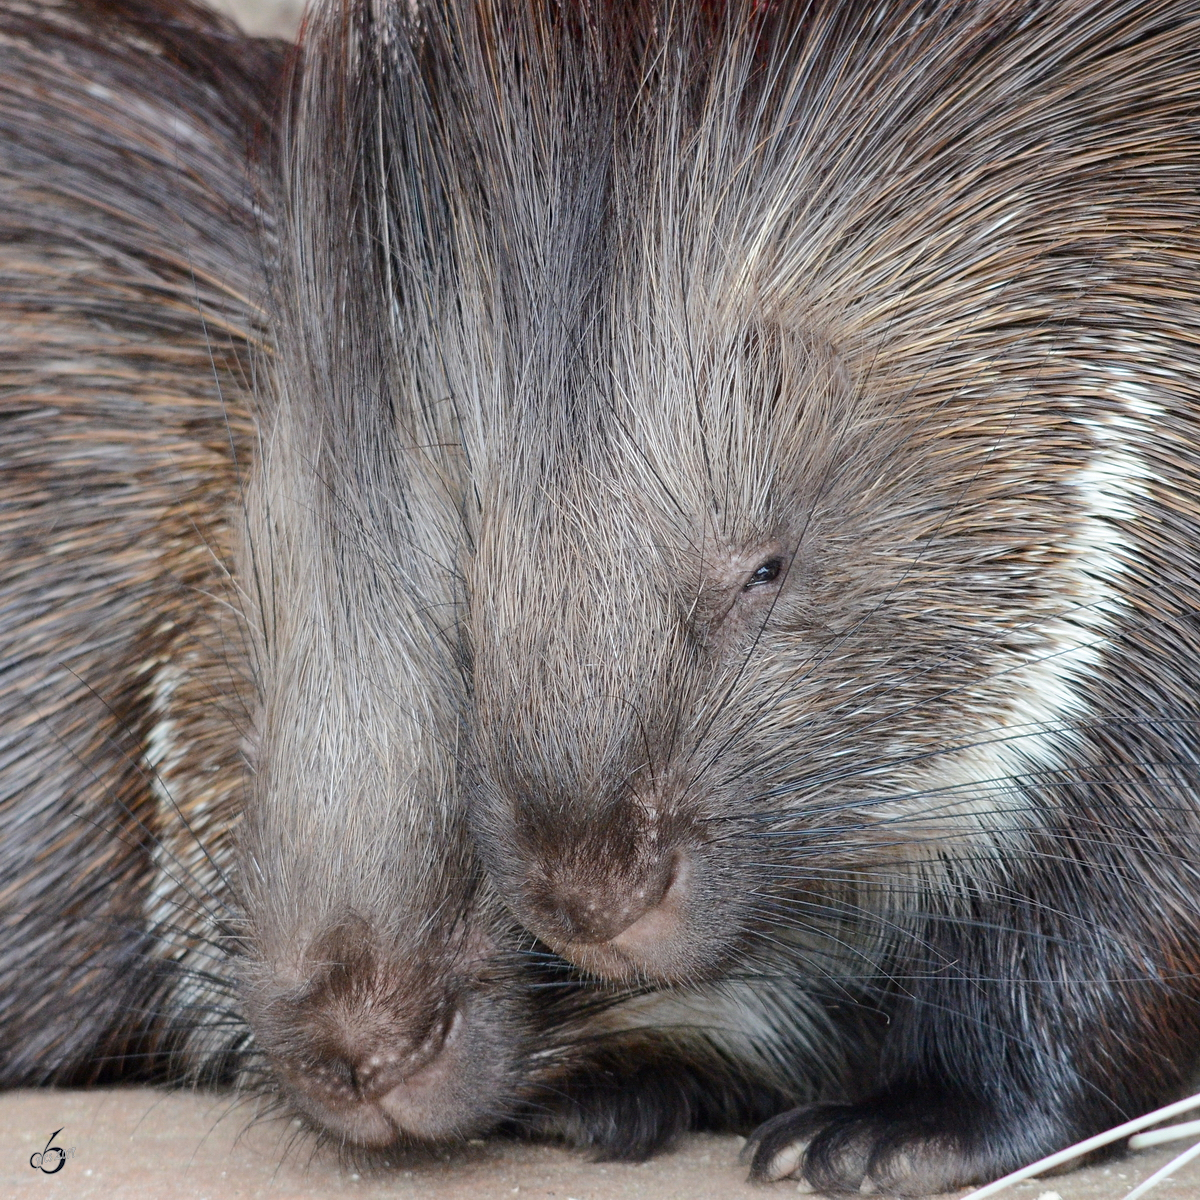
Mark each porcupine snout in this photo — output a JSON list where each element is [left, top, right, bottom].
[[475, 760, 714, 983], [247, 914, 510, 1146], [525, 837, 685, 948], [468, 484, 755, 984]]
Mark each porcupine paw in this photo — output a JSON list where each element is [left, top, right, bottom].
[[745, 1096, 1005, 1196]]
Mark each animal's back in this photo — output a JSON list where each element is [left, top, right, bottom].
[[0, 0, 284, 1083]]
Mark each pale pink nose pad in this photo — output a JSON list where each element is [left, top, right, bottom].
[[607, 852, 690, 954]]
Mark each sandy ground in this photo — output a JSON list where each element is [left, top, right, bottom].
[[205, 0, 302, 38], [3, 1088, 1200, 1200], [9, 4, 1190, 1200]]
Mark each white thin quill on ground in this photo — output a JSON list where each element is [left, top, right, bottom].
[[1129, 1116, 1200, 1150], [958, 1092, 1200, 1200], [1120, 1138, 1200, 1200]]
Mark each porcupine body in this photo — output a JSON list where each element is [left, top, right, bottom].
[[456, 0, 1200, 1193], [0, 0, 839, 1161], [0, 0, 282, 1086]]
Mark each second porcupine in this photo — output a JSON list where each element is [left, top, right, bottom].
[[0, 0, 841, 1159], [461, 0, 1200, 1193]]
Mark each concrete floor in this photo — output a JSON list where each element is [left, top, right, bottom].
[[3, 1088, 1200, 1200]]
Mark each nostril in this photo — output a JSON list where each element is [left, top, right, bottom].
[[348, 1048, 407, 1100], [540, 852, 687, 946], [374, 1009, 470, 1137], [293, 1006, 461, 1106], [607, 851, 689, 953]]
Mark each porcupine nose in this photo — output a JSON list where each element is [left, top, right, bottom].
[[255, 914, 486, 1145], [551, 879, 663, 942], [308, 1009, 455, 1101], [530, 850, 691, 966], [282, 1002, 467, 1145]]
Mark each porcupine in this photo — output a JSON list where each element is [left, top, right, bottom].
[[459, 0, 1200, 1193], [0, 0, 839, 1160]]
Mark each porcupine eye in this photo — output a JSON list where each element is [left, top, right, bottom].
[[744, 557, 783, 589]]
